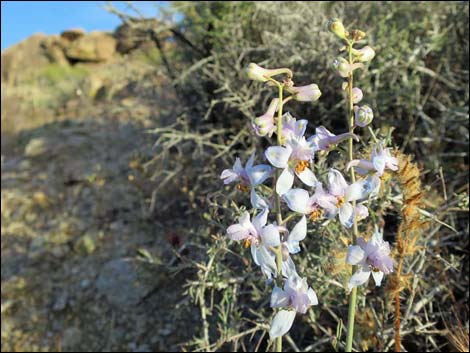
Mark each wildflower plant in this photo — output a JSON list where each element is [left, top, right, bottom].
[[220, 19, 399, 352]]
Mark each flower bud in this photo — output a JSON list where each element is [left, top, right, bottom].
[[245, 63, 271, 82], [332, 57, 351, 78], [245, 63, 293, 82], [286, 84, 321, 102], [252, 98, 279, 136], [328, 18, 348, 40], [352, 87, 363, 104], [354, 105, 374, 127], [352, 46, 375, 62]]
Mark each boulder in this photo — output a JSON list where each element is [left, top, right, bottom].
[[65, 32, 116, 62], [40, 35, 69, 66], [1, 33, 51, 83], [61, 28, 85, 42]]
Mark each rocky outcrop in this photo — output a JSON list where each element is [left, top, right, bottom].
[[64, 31, 117, 63], [60, 28, 86, 42], [40, 35, 69, 65], [1, 33, 51, 82], [1, 20, 164, 84]]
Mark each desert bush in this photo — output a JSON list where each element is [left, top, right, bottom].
[[126, 1, 469, 351]]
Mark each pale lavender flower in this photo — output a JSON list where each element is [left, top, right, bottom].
[[283, 184, 337, 222], [326, 169, 370, 228], [220, 153, 272, 189], [227, 209, 296, 279], [269, 272, 318, 338], [352, 87, 363, 104], [347, 142, 398, 176], [354, 105, 374, 127], [252, 98, 279, 137], [265, 137, 317, 195], [280, 112, 308, 142], [346, 229, 393, 291], [286, 84, 321, 102], [282, 215, 307, 254], [308, 126, 358, 152]]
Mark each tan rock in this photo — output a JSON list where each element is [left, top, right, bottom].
[[1, 33, 51, 83], [61, 28, 86, 42], [40, 35, 69, 66], [65, 32, 116, 62]]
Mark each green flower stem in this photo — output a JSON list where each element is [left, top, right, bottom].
[[275, 81, 284, 353], [266, 76, 285, 352], [345, 41, 359, 353]]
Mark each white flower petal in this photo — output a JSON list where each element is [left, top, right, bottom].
[[346, 245, 366, 265], [250, 189, 269, 210], [269, 310, 296, 339], [265, 146, 291, 169], [355, 204, 369, 221], [261, 224, 281, 247], [283, 188, 310, 214], [253, 208, 269, 231], [270, 286, 290, 308], [370, 229, 383, 247], [386, 155, 399, 171], [257, 246, 277, 278], [220, 169, 239, 184], [348, 270, 371, 292], [345, 180, 368, 202], [373, 155, 386, 175], [296, 167, 317, 187], [328, 169, 348, 196], [286, 240, 301, 254], [364, 174, 381, 196], [296, 119, 308, 138], [248, 164, 272, 186], [246, 152, 256, 169], [339, 203, 354, 228], [371, 271, 384, 286], [281, 256, 297, 278], [233, 158, 243, 174], [276, 168, 295, 195], [307, 288, 318, 306], [251, 243, 259, 265], [289, 216, 307, 243], [226, 224, 249, 241]]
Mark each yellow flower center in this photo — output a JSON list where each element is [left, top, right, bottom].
[[243, 239, 252, 248], [310, 209, 323, 221], [336, 196, 345, 208], [295, 160, 310, 174], [237, 184, 249, 193]]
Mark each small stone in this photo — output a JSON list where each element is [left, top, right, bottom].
[[74, 233, 97, 255], [96, 259, 153, 307], [52, 292, 68, 311], [24, 137, 48, 157], [62, 327, 82, 351]]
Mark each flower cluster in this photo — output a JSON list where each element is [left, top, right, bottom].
[[220, 19, 398, 344]]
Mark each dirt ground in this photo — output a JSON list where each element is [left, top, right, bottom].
[[1, 107, 197, 351]]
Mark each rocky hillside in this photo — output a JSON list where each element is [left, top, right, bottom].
[[1, 21, 173, 135], [1, 22, 193, 352]]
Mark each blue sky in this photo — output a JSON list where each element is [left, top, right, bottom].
[[1, 1, 166, 51]]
